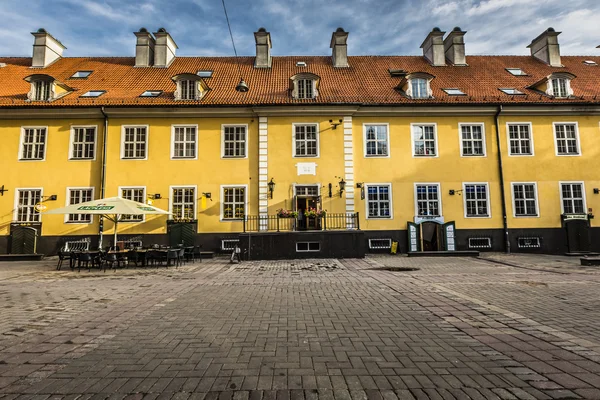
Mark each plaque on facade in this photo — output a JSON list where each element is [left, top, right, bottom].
[[296, 162, 317, 175]]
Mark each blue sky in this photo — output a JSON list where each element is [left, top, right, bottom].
[[1, 0, 599, 57]]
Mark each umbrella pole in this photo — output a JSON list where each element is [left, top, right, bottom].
[[114, 215, 118, 249]]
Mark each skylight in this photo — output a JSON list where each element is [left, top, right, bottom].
[[71, 71, 93, 78], [443, 88, 466, 96], [583, 60, 597, 66], [80, 90, 105, 98], [0, 63, 6, 68], [196, 70, 213, 78], [499, 88, 524, 95], [140, 90, 163, 97], [506, 68, 527, 76], [296, 61, 307, 67]]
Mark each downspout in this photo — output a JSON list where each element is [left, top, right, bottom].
[[99, 107, 109, 249], [494, 105, 510, 253]]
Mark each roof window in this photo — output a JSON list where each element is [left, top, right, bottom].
[[70, 71, 93, 79], [296, 61, 307, 67], [443, 88, 465, 96], [506, 68, 527, 76], [140, 90, 163, 97], [196, 70, 213, 78], [499, 88, 524, 95], [388, 69, 407, 77], [80, 90, 105, 98], [583, 60, 597, 66], [0, 63, 6, 68]]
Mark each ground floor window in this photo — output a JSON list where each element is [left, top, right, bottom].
[[172, 187, 196, 220], [366, 184, 391, 218], [416, 184, 440, 216], [561, 182, 585, 214], [464, 184, 489, 217], [222, 186, 246, 220], [512, 183, 538, 217], [16, 189, 41, 222], [121, 187, 145, 222], [67, 188, 93, 223]]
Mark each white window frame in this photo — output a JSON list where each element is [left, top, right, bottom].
[[559, 181, 587, 215], [177, 79, 198, 100], [506, 122, 535, 156], [65, 187, 95, 224], [363, 123, 390, 158], [365, 183, 393, 220], [221, 124, 249, 159], [220, 184, 248, 221], [32, 80, 52, 101], [409, 78, 430, 99], [19, 126, 48, 161], [13, 188, 43, 223], [414, 183, 442, 217], [548, 77, 572, 98], [411, 123, 438, 157], [292, 123, 320, 158], [553, 122, 581, 156], [171, 124, 199, 160], [118, 186, 147, 222], [296, 79, 315, 99], [121, 125, 149, 160], [462, 182, 491, 218], [169, 185, 198, 220], [511, 182, 539, 218], [458, 123, 486, 157], [69, 125, 97, 161]]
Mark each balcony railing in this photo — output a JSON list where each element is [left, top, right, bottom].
[[243, 213, 360, 233]]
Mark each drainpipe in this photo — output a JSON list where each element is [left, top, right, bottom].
[[494, 105, 510, 253], [98, 107, 109, 249]]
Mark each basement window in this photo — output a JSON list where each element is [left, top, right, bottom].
[[296, 61, 307, 67], [499, 88, 524, 95], [80, 90, 105, 98], [70, 71, 93, 79], [506, 68, 527, 76], [443, 88, 466, 96], [296, 242, 320, 252], [583, 60, 597, 66], [368, 238, 392, 250], [140, 90, 163, 97], [221, 239, 239, 251], [197, 70, 213, 78], [517, 237, 541, 248], [468, 237, 492, 249]]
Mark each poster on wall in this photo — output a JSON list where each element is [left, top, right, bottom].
[[443, 221, 456, 251], [407, 222, 420, 252]]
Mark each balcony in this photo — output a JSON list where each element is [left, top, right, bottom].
[[243, 213, 360, 233]]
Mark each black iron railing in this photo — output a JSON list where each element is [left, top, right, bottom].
[[243, 213, 360, 232]]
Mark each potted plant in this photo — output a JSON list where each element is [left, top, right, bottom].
[[304, 208, 326, 218], [276, 209, 298, 218]]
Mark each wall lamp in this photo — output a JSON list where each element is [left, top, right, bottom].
[[148, 193, 161, 200], [356, 183, 365, 200], [338, 177, 346, 197], [594, 188, 600, 194], [328, 183, 333, 198], [329, 119, 343, 129], [267, 178, 275, 199], [0, 185, 7, 196], [41, 195, 57, 201], [202, 192, 212, 200], [449, 189, 463, 196]]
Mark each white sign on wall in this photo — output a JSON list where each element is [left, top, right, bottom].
[[296, 162, 317, 176]]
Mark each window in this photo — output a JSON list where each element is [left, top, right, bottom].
[[295, 185, 319, 197], [583, 60, 597, 66], [67, 188, 94, 223], [550, 77, 569, 98], [297, 79, 314, 99], [554, 123, 579, 155], [364, 124, 389, 157], [122, 126, 148, 159], [464, 184, 489, 217], [506, 68, 527, 76], [140, 90, 162, 97], [70, 71, 92, 79], [296, 61, 307, 67], [468, 238, 492, 249], [179, 80, 196, 100], [416, 184, 440, 216], [368, 238, 392, 249], [366, 185, 391, 218], [294, 124, 319, 157], [197, 70, 213, 78], [460, 124, 485, 156], [412, 124, 437, 156], [561, 183, 585, 214], [507, 124, 533, 155], [499, 88, 524, 95], [121, 187, 145, 222], [411, 78, 429, 98], [512, 183, 538, 217], [15, 189, 41, 222], [222, 125, 247, 158], [296, 242, 320, 252], [517, 237, 541, 248], [33, 81, 51, 101], [171, 187, 196, 220], [20, 127, 47, 160], [443, 88, 465, 96], [70, 127, 96, 160], [172, 126, 197, 159], [221, 239, 239, 251], [80, 90, 105, 98], [222, 186, 246, 220]]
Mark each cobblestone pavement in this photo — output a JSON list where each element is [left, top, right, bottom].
[[2, 255, 600, 399]]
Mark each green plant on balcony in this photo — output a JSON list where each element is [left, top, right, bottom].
[[277, 209, 298, 218], [304, 208, 326, 218]]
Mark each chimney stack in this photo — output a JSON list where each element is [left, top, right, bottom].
[[31, 28, 66, 68], [134, 28, 155, 67], [421, 27, 446, 66], [153, 28, 178, 68], [443, 27, 467, 66], [330, 27, 349, 68], [528, 28, 562, 67], [254, 28, 272, 68]]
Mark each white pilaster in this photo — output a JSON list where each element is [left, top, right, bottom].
[[258, 117, 269, 230], [343, 116, 355, 228]]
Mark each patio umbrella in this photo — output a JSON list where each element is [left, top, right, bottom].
[[44, 196, 170, 248]]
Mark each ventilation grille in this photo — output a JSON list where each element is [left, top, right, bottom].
[[369, 238, 392, 249], [517, 237, 541, 248], [221, 239, 239, 251], [468, 237, 492, 249]]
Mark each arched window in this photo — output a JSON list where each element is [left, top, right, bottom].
[[401, 73, 434, 99], [290, 73, 320, 100], [549, 75, 571, 98], [171, 74, 209, 101], [411, 78, 429, 99]]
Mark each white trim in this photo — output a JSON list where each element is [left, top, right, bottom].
[[458, 123, 486, 157], [410, 123, 438, 157], [170, 124, 199, 160], [558, 181, 587, 215], [69, 125, 98, 161], [221, 124, 249, 159], [220, 184, 249, 222], [414, 182, 442, 218], [64, 186, 95, 224], [362, 123, 390, 158], [13, 187, 43, 222], [120, 125, 149, 160], [292, 122, 320, 158], [462, 182, 491, 219], [169, 185, 198, 220], [364, 183, 393, 220], [547, 76, 573, 98], [553, 122, 581, 157], [118, 186, 147, 223], [18, 126, 48, 161], [506, 122, 535, 157], [510, 182, 539, 218]]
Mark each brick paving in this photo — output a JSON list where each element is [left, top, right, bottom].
[[1, 255, 600, 399]]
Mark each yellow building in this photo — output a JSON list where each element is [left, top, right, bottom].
[[1, 26, 599, 257]]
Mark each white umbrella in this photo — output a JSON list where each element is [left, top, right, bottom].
[[45, 196, 170, 248]]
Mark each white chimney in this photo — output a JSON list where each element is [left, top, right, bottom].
[[443, 27, 467, 66], [254, 28, 272, 68], [330, 27, 349, 68], [31, 28, 66, 68], [134, 28, 155, 67], [420, 27, 446, 66], [153, 28, 178, 68], [528, 28, 562, 67]]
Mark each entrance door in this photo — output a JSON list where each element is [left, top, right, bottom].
[[9, 226, 38, 254], [421, 222, 440, 251], [565, 219, 591, 253], [167, 220, 197, 247], [295, 185, 321, 231]]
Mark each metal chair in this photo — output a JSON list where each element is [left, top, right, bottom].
[[184, 246, 194, 263], [166, 249, 179, 267], [56, 250, 72, 270], [193, 245, 203, 263]]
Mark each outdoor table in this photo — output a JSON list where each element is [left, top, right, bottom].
[[69, 250, 102, 270]]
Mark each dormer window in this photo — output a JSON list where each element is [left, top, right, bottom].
[[290, 73, 320, 100], [171, 74, 209, 101], [530, 72, 575, 98], [24, 74, 71, 102], [399, 73, 434, 99], [298, 79, 314, 99], [411, 78, 428, 98], [34, 80, 51, 101], [180, 80, 195, 100], [550, 77, 569, 98]]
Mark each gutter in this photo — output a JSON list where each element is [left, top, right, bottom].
[[98, 106, 109, 249], [494, 105, 510, 253]]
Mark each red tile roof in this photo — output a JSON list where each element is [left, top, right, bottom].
[[0, 55, 599, 107]]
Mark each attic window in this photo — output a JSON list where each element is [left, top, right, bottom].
[[290, 73, 319, 100], [140, 90, 162, 97], [583, 60, 597, 66], [80, 90, 105, 98], [33, 81, 52, 101], [70, 71, 93, 79], [197, 70, 213, 78], [499, 88, 524, 95], [296, 61, 307, 67], [506, 68, 527, 76], [443, 88, 465, 96]]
